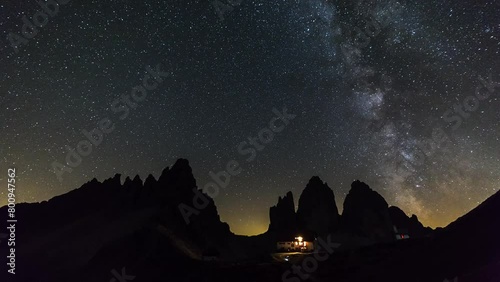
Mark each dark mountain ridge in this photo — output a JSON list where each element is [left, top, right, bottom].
[[0, 158, 498, 282], [267, 177, 432, 244]]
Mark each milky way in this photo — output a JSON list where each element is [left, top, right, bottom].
[[1, 0, 499, 235]]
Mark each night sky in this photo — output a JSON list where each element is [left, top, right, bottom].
[[1, 0, 499, 235]]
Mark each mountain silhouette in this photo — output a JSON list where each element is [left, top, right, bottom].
[[296, 176, 340, 236], [339, 180, 395, 242], [267, 178, 432, 246], [0, 158, 498, 282], [268, 191, 296, 235]]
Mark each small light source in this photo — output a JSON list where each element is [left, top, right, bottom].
[[295, 236, 303, 242]]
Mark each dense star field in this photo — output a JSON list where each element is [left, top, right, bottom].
[[0, 0, 499, 235]]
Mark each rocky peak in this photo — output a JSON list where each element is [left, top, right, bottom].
[[102, 174, 122, 190], [143, 174, 156, 190], [158, 158, 196, 195], [132, 175, 143, 186], [296, 176, 339, 236], [340, 180, 393, 242], [268, 191, 296, 233]]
